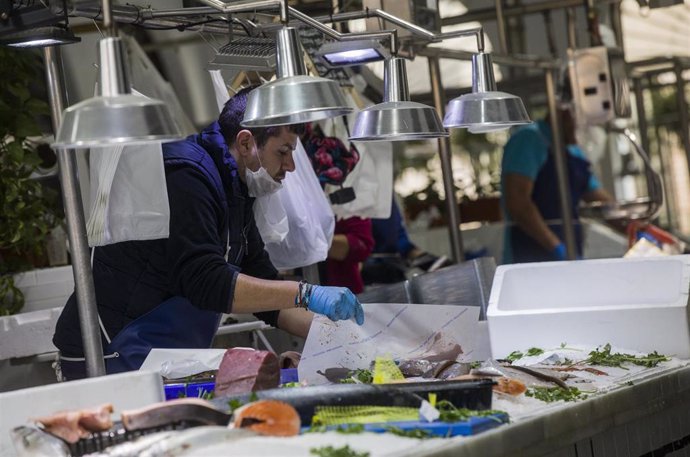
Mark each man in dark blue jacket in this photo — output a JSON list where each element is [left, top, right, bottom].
[[53, 87, 364, 379]]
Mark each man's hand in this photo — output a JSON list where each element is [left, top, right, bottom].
[[307, 286, 365, 325]]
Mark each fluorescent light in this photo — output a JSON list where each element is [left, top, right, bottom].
[[316, 39, 388, 68], [1, 27, 80, 48]]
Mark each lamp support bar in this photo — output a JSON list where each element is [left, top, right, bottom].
[[545, 68, 577, 260], [43, 46, 106, 378], [287, 6, 398, 55], [373, 9, 484, 52], [429, 56, 464, 263]]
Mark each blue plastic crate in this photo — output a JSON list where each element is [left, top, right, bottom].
[[301, 413, 509, 437], [164, 369, 298, 400]]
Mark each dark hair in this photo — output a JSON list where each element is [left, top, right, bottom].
[[218, 85, 305, 148]]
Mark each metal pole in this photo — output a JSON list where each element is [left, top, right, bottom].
[[565, 8, 577, 49], [495, 0, 508, 55], [43, 46, 106, 378], [632, 77, 675, 227], [442, 0, 619, 26], [428, 56, 464, 263], [302, 264, 321, 285], [609, 1, 624, 53], [545, 68, 577, 260], [674, 61, 690, 176]]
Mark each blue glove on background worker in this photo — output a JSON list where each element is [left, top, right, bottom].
[[308, 286, 365, 325]]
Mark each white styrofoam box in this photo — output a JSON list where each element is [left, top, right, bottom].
[[0, 370, 164, 457], [487, 255, 690, 359], [0, 307, 61, 360], [13, 266, 74, 313]]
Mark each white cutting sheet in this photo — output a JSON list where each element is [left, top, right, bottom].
[[299, 303, 480, 385]]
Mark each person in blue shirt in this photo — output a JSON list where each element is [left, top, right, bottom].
[[501, 94, 612, 263], [53, 87, 364, 379]]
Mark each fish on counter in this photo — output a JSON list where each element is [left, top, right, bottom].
[[214, 348, 280, 396], [80, 428, 247, 457], [232, 400, 301, 436], [31, 403, 114, 443], [11, 426, 71, 457], [121, 398, 232, 431]]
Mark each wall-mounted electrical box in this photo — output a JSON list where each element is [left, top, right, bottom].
[[568, 46, 632, 125]]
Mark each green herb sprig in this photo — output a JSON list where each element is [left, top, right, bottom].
[[584, 344, 669, 369], [305, 424, 365, 434], [436, 400, 507, 423], [339, 369, 373, 384], [309, 445, 369, 457], [525, 386, 587, 403], [384, 426, 433, 439], [505, 347, 544, 362]]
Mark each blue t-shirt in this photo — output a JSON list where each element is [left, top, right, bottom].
[[500, 120, 601, 263]]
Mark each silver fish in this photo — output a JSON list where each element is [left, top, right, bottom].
[[85, 431, 176, 457], [11, 426, 70, 457], [139, 426, 255, 457]]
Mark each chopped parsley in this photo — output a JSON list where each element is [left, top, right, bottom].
[[310, 445, 369, 457]]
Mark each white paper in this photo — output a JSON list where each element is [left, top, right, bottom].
[[139, 348, 227, 377], [299, 303, 480, 385]]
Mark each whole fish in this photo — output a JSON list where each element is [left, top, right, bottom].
[[11, 426, 70, 457], [138, 426, 254, 457], [84, 431, 176, 457]]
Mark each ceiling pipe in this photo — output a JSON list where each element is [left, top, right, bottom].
[[442, 0, 620, 26]]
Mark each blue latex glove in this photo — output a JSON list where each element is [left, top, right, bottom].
[[307, 286, 365, 325], [551, 242, 567, 261]]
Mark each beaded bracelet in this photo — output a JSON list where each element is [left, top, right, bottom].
[[295, 280, 313, 310]]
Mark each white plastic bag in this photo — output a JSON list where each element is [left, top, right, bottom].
[[253, 193, 289, 244], [86, 141, 170, 246], [317, 90, 393, 219], [263, 140, 335, 269]]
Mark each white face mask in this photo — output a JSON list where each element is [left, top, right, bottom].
[[245, 160, 282, 198]]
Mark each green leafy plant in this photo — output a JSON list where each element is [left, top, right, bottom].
[[436, 400, 507, 423], [505, 347, 544, 362], [339, 369, 373, 384], [384, 426, 433, 439], [584, 344, 669, 369], [0, 47, 61, 315], [309, 445, 369, 457], [525, 386, 588, 403]]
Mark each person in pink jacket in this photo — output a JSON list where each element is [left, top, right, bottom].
[[302, 123, 374, 294]]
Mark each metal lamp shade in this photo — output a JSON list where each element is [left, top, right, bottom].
[[242, 75, 352, 127], [443, 52, 531, 132], [350, 101, 448, 141], [241, 26, 352, 127], [53, 37, 182, 148], [350, 57, 448, 142], [54, 95, 182, 147], [443, 91, 531, 132]]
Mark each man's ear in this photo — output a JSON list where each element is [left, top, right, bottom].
[[235, 130, 255, 157]]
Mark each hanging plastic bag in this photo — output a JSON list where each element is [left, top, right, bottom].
[[86, 141, 169, 246], [253, 192, 289, 244], [85, 88, 170, 247], [317, 89, 393, 219], [263, 140, 335, 269], [209, 69, 231, 114]]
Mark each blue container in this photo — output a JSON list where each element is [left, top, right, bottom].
[[280, 368, 299, 384], [164, 369, 298, 400]]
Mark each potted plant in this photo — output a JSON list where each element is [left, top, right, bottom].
[[0, 47, 62, 316]]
